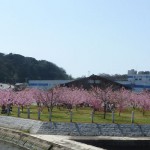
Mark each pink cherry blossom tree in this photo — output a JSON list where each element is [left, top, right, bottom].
[[114, 88, 130, 116], [0, 89, 15, 115], [137, 91, 150, 116], [91, 86, 113, 119], [14, 88, 35, 117], [127, 91, 139, 110]]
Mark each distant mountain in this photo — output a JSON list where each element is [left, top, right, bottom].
[[0, 53, 72, 83]]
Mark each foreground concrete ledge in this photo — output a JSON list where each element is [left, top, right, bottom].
[[31, 134, 150, 150], [69, 135, 150, 141], [0, 127, 70, 150], [0, 127, 103, 150], [31, 134, 104, 150]]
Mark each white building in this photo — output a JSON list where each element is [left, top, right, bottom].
[[117, 69, 150, 92], [28, 80, 73, 90], [127, 69, 150, 91], [0, 83, 14, 90]]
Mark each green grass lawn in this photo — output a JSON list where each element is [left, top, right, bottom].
[[1, 105, 150, 124]]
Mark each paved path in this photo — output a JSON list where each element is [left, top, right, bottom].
[[0, 116, 42, 133]]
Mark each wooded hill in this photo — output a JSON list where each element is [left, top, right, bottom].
[[0, 53, 72, 83], [99, 73, 127, 81]]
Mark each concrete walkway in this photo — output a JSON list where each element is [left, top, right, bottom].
[[31, 135, 104, 150]]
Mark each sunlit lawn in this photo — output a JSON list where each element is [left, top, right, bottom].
[[1, 106, 150, 124]]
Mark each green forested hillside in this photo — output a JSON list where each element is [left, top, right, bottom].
[[0, 53, 72, 83]]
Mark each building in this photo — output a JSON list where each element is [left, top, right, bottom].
[[28, 75, 130, 91], [14, 83, 27, 91], [28, 80, 73, 90], [116, 69, 150, 92], [0, 83, 14, 90], [60, 74, 130, 90]]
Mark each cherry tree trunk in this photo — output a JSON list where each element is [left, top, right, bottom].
[[119, 111, 121, 117], [38, 107, 41, 120], [49, 109, 52, 122], [21, 106, 24, 112], [17, 107, 20, 117], [142, 109, 145, 116], [7, 104, 10, 116], [103, 103, 106, 119]]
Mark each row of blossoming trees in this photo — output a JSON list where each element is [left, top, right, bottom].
[[0, 86, 150, 122]]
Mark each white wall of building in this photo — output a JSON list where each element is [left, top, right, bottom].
[[116, 69, 150, 92], [28, 80, 73, 89]]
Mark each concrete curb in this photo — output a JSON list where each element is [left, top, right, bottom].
[[0, 127, 71, 150]]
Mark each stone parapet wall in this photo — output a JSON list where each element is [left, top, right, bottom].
[[37, 122, 150, 137], [0, 116, 150, 137]]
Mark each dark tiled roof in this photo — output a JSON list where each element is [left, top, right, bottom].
[[60, 74, 131, 90]]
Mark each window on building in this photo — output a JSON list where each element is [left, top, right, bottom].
[[88, 80, 94, 84], [95, 80, 101, 84]]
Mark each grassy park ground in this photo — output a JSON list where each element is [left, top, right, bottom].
[[1, 105, 150, 124]]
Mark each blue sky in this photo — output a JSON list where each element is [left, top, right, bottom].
[[0, 0, 150, 78]]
